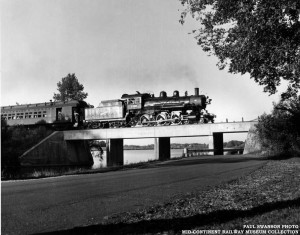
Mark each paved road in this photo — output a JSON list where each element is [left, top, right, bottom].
[[2, 156, 266, 235]]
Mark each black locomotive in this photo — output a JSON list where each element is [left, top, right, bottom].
[[84, 88, 215, 128], [1, 88, 215, 129]]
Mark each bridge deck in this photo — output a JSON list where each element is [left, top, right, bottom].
[[63, 121, 257, 140]]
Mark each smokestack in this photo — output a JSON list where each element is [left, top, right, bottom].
[[195, 88, 199, 96]]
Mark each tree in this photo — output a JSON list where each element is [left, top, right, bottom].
[[53, 73, 88, 102], [224, 140, 244, 148], [180, 0, 300, 99], [256, 95, 300, 156]]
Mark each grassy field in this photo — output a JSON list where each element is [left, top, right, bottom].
[[80, 157, 300, 234]]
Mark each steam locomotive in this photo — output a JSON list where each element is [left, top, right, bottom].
[[84, 88, 215, 128], [1, 88, 215, 129]]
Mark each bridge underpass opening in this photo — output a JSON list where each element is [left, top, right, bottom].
[[207, 132, 249, 155], [91, 134, 249, 169], [92, 138, 210, 169], [172, 136, 210, 156], [92, 138, 160, 169], [172, 134, 248, 156], [223, 133, 248, 154]]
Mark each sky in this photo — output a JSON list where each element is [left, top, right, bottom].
[[1, 0, 286, 142]]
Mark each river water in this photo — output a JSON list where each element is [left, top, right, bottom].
[[92, 149, 184, 169]]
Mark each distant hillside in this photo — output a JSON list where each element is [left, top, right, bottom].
[[124, 145, 154, 150], [172, 143, 209, 150], [124, 143, 209, 150], [223, 140, 245, 148]]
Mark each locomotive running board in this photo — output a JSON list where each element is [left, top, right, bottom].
[[140, 118, 181, 125], [85, 118, 126, 122]]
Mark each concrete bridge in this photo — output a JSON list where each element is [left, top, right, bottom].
[[20, 121, 258, 167], [64, 121, 257, 166]]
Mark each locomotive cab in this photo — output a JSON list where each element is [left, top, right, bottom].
[[121, 93, 151, 111]]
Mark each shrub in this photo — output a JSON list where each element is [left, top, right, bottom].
[[256, 96, 300, 157]]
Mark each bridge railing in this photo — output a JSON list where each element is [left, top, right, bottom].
[[183, 148, 244, 157]]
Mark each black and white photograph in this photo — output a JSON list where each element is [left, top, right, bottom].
[[1, 0, 300, 234]]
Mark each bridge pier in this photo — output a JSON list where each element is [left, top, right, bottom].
[[106, 139, 124, 167], [154, 137, 170, 161], [209, 133, 224, 155]]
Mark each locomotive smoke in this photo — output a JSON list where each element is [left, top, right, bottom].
[[181, 68, 200, 91], [166, 63, 199, 89]]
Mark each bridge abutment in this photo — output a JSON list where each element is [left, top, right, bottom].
[[20, 132, 94, 167], [154, 137, 171, 161], [106, 139, 124, 167]]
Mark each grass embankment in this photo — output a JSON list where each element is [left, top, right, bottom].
[[1, 125, 54, 179], [63, 157, 300, 235]]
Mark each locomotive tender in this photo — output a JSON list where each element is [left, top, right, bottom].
[[84, 88, 215, 128], [1, 88, 215, 129]]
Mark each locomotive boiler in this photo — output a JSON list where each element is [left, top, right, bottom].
[[84, 88, 215, 128]]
